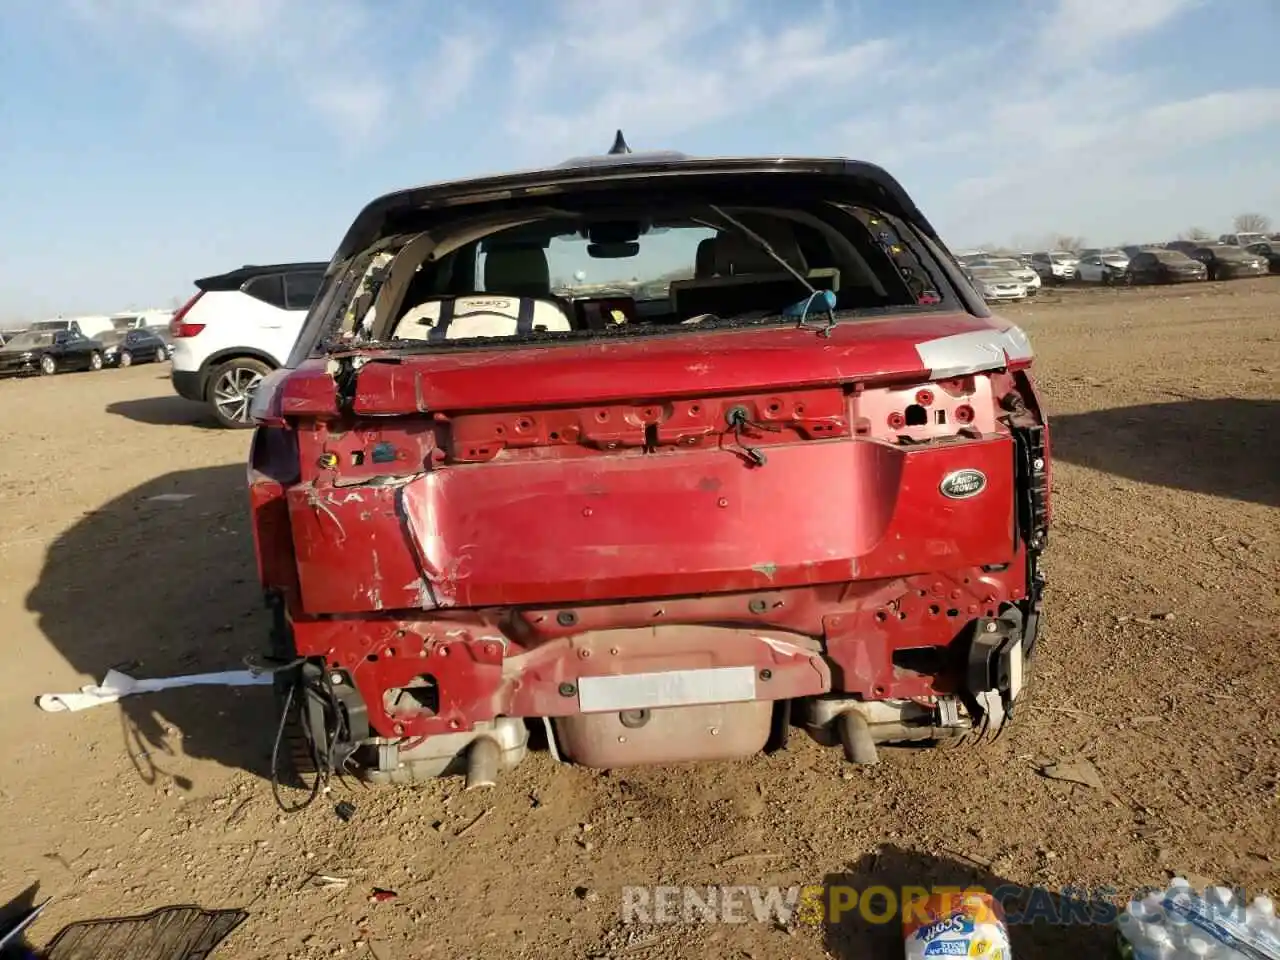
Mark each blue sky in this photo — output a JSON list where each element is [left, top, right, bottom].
[[2, 0, 1278, 320]]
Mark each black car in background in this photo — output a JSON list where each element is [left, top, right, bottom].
[[1245, 241, 1280, 274], [100, 326, 169, 367], [0, 329, 105, 376], [110, 313, 174, 349], [1125, 249, 1208, 284], [1190, 245, 1271, 280]]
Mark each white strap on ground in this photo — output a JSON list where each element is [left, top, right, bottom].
[[37, 668, 272, 713]]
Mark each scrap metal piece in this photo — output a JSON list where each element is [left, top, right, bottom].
[[44, 905, 247, 960]]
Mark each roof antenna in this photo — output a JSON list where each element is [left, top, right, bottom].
[[608, 129, 631, 155]]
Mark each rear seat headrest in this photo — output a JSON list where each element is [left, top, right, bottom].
[[695, 237, 718, 278], [712, 220, 807, 275], [484, 246, 550, 297]]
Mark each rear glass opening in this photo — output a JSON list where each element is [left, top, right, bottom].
[[301, 184, 964, 358]]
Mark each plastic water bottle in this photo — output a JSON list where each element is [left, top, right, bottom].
[[1116, 878, 1280, 959]]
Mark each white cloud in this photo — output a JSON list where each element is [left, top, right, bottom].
[[503, 0, 893, 157], [831, 0, 1280, 245], [1034, 0, 1201, 64], [410, 32, 495, 121], [60, 0, 486, 136], [48, 0, 1280, 247]]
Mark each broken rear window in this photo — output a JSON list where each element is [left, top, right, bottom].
[[298, 187, 962, 357]]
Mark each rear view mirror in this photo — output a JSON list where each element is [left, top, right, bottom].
[[588, 242, 640, 259], [586, 221, 641, 244]]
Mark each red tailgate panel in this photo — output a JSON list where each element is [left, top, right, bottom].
[[286, 435, 1016, 614]]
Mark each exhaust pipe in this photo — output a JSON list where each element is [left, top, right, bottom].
[[837, 711, 879, 765], [465, 736, 501, 790]]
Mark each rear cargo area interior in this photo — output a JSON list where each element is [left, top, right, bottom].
[[348, 203, 948, 344]]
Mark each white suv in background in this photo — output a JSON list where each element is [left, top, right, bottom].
[[169, 261, 327, 427], [1030, 251, 1079, 283]]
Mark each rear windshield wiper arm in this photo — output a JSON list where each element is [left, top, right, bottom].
[[706, 205, 837, 334]]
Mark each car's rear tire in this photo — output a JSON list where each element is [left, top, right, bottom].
[[209, 357, 272, 429], [119, 350, 133, 368], [40, 355, 56, 376]]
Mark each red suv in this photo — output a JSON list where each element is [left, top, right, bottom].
[[247, 141, 1050, 799]]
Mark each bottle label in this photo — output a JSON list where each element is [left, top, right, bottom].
[[1160, 894, 1280, 960]]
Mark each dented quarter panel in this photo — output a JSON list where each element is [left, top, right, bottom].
[[285, 482, 429, 613]]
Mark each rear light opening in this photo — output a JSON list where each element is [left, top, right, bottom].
[[169, 291, 206, 338]]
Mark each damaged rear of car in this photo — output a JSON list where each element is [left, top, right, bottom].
[[246, 146, 1050, 799]]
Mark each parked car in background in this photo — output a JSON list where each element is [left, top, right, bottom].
[[100, 326, 170, 367], [1164, 240, 1206, 256], [111, 310, 174, 348], [1075, 250, 1130, 284], [0, 328, 105, 376], [169, 261, 327, 428], [1125, 249, 1208, 284], [1030, 251, 1078, 283], [29, 315, 114, 339], [965, 265, 1029, 301], [1191, 245, 1270, 280], [30, 319, 79, 335], [1218, 232, 1267, 248], [1244, 241, 1280, 274], [968, 256, 1041, 293]]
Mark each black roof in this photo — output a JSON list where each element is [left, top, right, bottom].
[[195, 261, 328, 291], [332, 152, 939, 263]]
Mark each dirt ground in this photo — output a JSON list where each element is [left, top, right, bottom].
[[1, 280, 1277, 960]]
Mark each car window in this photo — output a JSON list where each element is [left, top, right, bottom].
[[283, 270, 325, 310], [472, 226, 718, 301], [243, 273, 288, 309], [303, 191, 963, 356]]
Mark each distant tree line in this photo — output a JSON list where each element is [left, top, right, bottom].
[[982, 212, 1273, 254]]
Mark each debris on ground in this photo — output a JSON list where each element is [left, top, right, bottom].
[[309, 875, 350, 890], [1039, 759, 1106, 790], [36, 668, 271, 713], [334, 801, 357, 822]]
